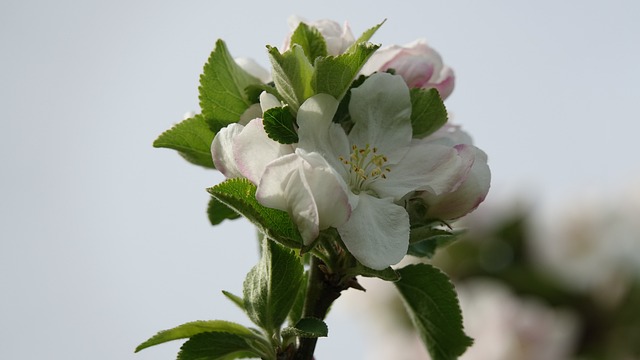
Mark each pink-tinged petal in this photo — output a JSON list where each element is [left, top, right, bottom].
[[393, 57, 435, 88], [361, 39, 455, 99], [337, 193, 409, 270], [211, 123, 245, 178], [427, 122, 474, 146], [348, 73, 412, 159], [233, 118, 293, 184], [372, 142, 474, 200], [297, 94, 350, 177], [360, 45, 406, 76], [238, 104, 261, 126], [257, 151, 351, 245], [430, 67, 455, 100], [423, 147, 491, 220]]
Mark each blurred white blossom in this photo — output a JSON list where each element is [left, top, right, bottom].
[[346, 278, 577, 360], [532, 182, 640, 295]]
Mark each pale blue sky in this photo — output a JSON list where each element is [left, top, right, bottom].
[[1, 1, 639, 359]]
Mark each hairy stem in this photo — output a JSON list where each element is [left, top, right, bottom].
[[293, 255, 343, 360]]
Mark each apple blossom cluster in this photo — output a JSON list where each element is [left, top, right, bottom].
[[211, 18, 490, 270], [142, 17, 489, 360]]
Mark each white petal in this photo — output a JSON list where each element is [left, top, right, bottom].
[[338, 193, 409, 270], [360, 45, 405, 76], [238, 104, 261, 125], [259, 92, 281, 112], [233, 118, 293, 184], [296, 150, 352, 229], [211, 123, 245, 178], [234, 57, 271, 83], [348, 73, 412, 159], [257, 151, 351, 245], [372, 142, 474, 200], [423, 147, 491, 220], [427, 123, 474, 146], [297, 94, 351, 177]]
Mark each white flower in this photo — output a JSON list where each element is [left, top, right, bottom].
[[346, 278, 578, 360], [255, 73, 473, 269], [212, 73, 477, 269], [361, 39, 455, 99], [282, 16, 355, 56]]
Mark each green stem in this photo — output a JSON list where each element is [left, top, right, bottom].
[[293, 255, 343, 360]]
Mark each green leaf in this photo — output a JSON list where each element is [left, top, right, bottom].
[[288, 271, 308, 325], [177, 332, 261, 360], [290, 22, 328, 61], [199, 39, 262, 129], [312, 43, 380, 101], [243, 239, 304, 334], [208, 197, 241, 226], [207, 178, 303, 248], [410, 88, 448, 138], [267, 45, 314, 112], [345, 19, 386, 53], [395, 264, 473, 360], [262, 106, 298, 144], [153, 114, 216, 169], [135, 320, 254, 352], [221, 290, 245, 311], [282, 318, 328, 338]]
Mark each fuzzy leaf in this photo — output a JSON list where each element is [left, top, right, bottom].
[[290, 22, 328, 61], [345, 20, 386, 53], [207, 178, 303, 248], [208, 197, 241, 226], [199, 40, 262, 129], [267, 45, 314, 112], [262, 106, 298, 144], [177, 332, 261, 360], [245, 83, 279, 104], [282, 318, 328, 338], [395, 264, 473, 360], [410, 88, 448, 138], [243, 239, 304, 334], [288, 271, 308, 325], [135, 320, 254, 352], [221, 290, 245, 311], [312, 43, 380, 101], [153, 114, 216, 168]]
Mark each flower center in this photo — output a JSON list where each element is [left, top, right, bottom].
[[339, 144, 391, 192]]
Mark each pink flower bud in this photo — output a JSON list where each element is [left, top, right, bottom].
[[361, 39, 455, 99]]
